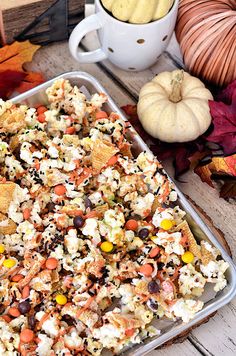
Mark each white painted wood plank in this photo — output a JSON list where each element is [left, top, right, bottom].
[[189, 298, 236, 356], [149, 340, 202, 356], [165, 33, 183, 66]]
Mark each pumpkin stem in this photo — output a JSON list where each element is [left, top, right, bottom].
[[169, 70, 184, 103]]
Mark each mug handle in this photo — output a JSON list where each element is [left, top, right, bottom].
[[69, 14, 107, 63]]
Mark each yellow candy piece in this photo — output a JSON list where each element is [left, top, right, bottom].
[[3, 258, 16, 268], [150, 236, 157, 242], [0, 244, 5, 254], [182, 251, 194, 264], [160, 219, 174, 230], [100, 241, 114, 253], [56, 294, 67, 305]]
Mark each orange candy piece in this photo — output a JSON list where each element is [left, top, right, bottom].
[[34, 160, 40, 171], [8, 307, 21, 317], [65, 127, 76, 135], [45, 257, 58, 270], [95, 111, 108, 119], [11, 274, 24, 282], [23, 208, 31, 220], [20, 329, 35, 343], [37, 106, 47, 115], [149, 247, 160, 258], [139, 264, 153, 277], [125, 219, 138, 231], [22, 285, 30, 299], [54, 185, 66, 196], [37, 113, 46, 123]]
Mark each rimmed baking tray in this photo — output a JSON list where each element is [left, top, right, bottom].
[[12, 71, 236, 356]]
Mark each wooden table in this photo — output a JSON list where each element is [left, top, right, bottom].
[[26, 5, 236, 356]]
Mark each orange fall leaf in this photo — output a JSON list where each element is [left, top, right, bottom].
[[195, 165, 214, 188], [16, 72, 45, 94], [195, 154, 236, 188], [0, 41, 40, 73]]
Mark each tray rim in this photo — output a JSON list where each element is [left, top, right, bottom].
[[12, 71, 236, 356]]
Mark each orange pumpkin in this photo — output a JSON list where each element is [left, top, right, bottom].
[[176, 0, 236, 87]]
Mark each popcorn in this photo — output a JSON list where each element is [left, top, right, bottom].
[[179, 264, 206, 296], [35, 312, 59, 338], [170, 299, 204, 323], [130, 193, 154, 218], [36, 334, 54, 356], [200, 260, 229, 292], [152, 231, 185, 255]]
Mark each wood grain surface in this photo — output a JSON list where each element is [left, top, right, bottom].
[[0, 0, 42, 11], [0, 0, 85, 44]]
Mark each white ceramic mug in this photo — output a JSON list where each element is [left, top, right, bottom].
[[69, 0, 179, 71]]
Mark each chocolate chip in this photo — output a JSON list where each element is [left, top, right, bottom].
[[85, 197, 93, 209], [148, 281, 160, 294], [18, 301, 31, 315], [46, 202, 56, 212], [73, 216, 84, 229], [28, 315, 36, 329]]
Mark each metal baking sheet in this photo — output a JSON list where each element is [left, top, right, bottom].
[[12, 71, 236, 356]]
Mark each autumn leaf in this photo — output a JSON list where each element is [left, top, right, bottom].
[[216, 79, 236, 105], [0, 41, 40, 73], [220, 181, 236, 199], [206, 81, 236, 155], [194, 154, 236, 200], [0, 41, 44, 100], [211, 156, 236, 176], [194, 164, 214, 187], [16, 72, 44, 93], [224, 155, 236, 176], [189, 150, 211, 170], [121, 105, 138, 121], [0, 70, 26, 100], [195, 155, 236, 181]]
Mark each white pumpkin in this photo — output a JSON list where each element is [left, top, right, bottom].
[[137, 70, 213, 143], [101, 0, 174, 24]]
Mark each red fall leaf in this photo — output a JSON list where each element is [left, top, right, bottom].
[[206, 80, 236, 155], [220, 181, 236, 199], [16, 72, 44, 93], [0, 70, 26, 100]]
